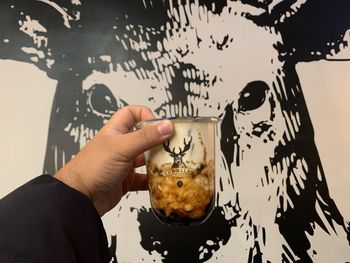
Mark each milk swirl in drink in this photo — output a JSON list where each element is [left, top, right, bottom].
[[137, 117, 218, 226]]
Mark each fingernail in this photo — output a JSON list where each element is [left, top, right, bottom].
[[157, 120, 173, 136]]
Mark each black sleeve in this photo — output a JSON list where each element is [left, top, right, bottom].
[[0, 175, 111, 263]]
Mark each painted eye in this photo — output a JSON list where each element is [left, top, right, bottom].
[[86, 84, 117, 118], [238, 81, 269, 112]]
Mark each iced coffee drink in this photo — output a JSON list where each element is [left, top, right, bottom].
[[137, 117, 218, 226]]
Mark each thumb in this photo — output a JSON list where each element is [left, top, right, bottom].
[[117, 120, 174, 159]]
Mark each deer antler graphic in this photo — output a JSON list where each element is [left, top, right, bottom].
[[163, 136, 193, 168]]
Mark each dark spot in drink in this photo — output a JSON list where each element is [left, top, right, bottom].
[[177, 180, 183, 187]]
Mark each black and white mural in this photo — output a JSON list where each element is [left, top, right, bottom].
[[1, 0, 350, 262]]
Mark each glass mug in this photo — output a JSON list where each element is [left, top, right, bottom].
[[137, 117, 218, 226]]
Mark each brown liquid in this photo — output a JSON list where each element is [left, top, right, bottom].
[[147, 160, 215, 226]]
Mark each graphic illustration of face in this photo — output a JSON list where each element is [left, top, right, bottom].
[[42, 3, 291, 261], [1, 0, 349, 262], [77, 3, 314, 262]]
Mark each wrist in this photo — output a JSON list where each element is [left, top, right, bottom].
[[54, 166, 109, 216], [54, 166, 92, 204]]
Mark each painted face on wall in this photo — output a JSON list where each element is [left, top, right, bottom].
[[68, 3, 299, 261], [1, 0, 349, 262]]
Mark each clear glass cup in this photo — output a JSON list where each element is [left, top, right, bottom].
[[137, 117, 218, 226]]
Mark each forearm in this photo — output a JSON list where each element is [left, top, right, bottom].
[[0, 175, 110, 263]]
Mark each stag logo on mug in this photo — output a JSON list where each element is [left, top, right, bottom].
[[161, 136, 197, 177], [163, 136, 193, 169]]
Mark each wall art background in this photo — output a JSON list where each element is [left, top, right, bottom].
[[1, 0, 350, 262]]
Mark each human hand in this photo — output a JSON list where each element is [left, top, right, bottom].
[[54, 105, 174, 216]]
